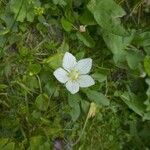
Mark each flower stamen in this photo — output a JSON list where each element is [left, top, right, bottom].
[[68, 68, 80, 81]]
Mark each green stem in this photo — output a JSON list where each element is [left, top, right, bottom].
[[36, 75, 42, 93], [71, 114, 89, 147]]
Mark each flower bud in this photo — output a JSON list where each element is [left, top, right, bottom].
[[87, 102, 97, 119], [79, 25, 86, 32]]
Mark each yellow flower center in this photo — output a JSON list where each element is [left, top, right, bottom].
[[68, 68, 80, 81]]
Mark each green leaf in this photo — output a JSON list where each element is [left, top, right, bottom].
[[102, 31, 134, 64], [52, 0, 67, 6], [76, 32, 95, 48], [0, 84, 8, 90], [92, 73, 107, 82], [29, 136, 50, 150], [145, 78, 150, 98], [144, 56, 150, 76], [0, 28, 9, 35], [19, 47, 28, 57], [121, 92, 145, 116], [68, 94, 81, 121], [135, 32, 150, 47], [84, 90, 110, 106], [79, 9, 96, 25], [28, 64, 41, 76], [81, 100, 90, 114], [2, 142, 15, 150], [126, 51, 143, 70], [0, 138, 15, 150], [35, 94, 49, 111], [87, 0, 127, 36], [61, 17, 72, 32], [143, 112, 150, 120], [10, 0, 26, 22], [10, 0, 37, 22], [43, 52, 64, 69], [0, 138, 9, 148]]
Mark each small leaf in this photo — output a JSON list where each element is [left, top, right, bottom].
[[76, 32, 95, 48], [29, 136, 50, 150], [81, 100, 90, 114], [68, 94, 81, 121], [0, 84, 8, 90], [0, 28, 9, 35], [92, 73, 107, 82], [144, 56, 150, 76], [84, 90, 110, 106], [126, 51, 143, 69], [35, 93, 49, 111], [43, 52, 64, 69], [28, 64, 41, 76], [61, 17, 72, 32], [121, 92, 145, 116], [79, 9, 96, 25], [52, 0, 67, 6]]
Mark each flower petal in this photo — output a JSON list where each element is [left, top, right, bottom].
[[66, 80, 79, 94], [78, 75, 95, 87], [63, 52, 77, 71], [75, 58, 92, 74], [53, 68, 69, 83]]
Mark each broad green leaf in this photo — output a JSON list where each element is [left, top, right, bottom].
[[35, 93, 49, 111], [87, 0, 127, 36], [92, 73, 107, 82], [68, 93, 81, 121], [75, 51, 85, 60], [10, 0, 39, 22], [69, 104, 80, 122], [76, 32, 95, 48], [61, 17, 72, 32], [102, 31, 134, 63], [79, 9, 96, 25], [81, 100, 90, 114], [84, 90, 110, 106], [43, 52, 64, 69], [126, 51, 143, 69], [121, 92, 145, 116], [143, 112, 150, 120], [144, 56, 150, 76], [133, 32, 150, 49], [10, 0, 26, 22]]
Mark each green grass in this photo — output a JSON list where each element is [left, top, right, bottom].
[[0, 0, 150, 149]]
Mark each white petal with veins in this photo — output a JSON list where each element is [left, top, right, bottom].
[[53, 67, 69, 83], [66, 80, 79, 94], [78, 75, 95, 87], [63, 52, 77, 71], [75, 58, 92, 74]]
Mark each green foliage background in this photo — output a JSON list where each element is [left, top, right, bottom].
[[0, 0, 150, 149]]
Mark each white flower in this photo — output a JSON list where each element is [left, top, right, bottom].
[[53, 52, 95, 94]]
